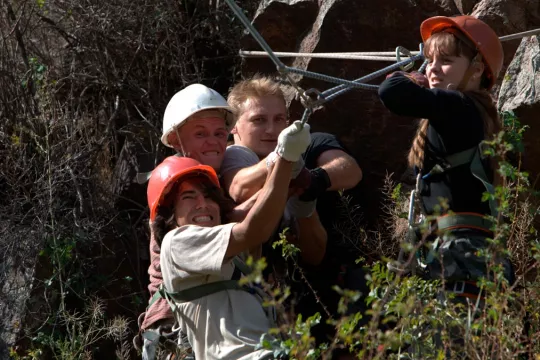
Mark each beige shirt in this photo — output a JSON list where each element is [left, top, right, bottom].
[[160, 223, 275, 360]]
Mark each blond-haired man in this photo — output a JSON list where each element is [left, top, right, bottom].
[[221, 75, 365, 349]]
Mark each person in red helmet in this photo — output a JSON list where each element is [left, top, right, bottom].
[[146, 121, 310, 360], [379, 14, 514, 353], [137, 84, 234, 359]]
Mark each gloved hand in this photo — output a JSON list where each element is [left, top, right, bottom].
[[386, 71, 429, 88], [286, 195, 316, 218], [275, 120, 311, 162]]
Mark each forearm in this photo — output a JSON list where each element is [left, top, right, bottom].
[[322, 155, 362, 191], [226, 190, 260, 223], [228, 158, 292, 257], [228, 161, 268, 203], [295, 212, 327, 265]]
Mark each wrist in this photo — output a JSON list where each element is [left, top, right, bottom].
[[299, 167, 331, 201]]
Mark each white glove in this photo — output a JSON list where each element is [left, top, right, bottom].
[[286, 195, 316, 218], [266, 152, 305, 179], [291, 157, 305, 178], [275, 121, 311, 162]]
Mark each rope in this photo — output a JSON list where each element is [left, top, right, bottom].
[[240, 50, 421, 57], [238, 28, 540, 61], [500, 28, 540, 42], [285, 66, 379, 90], [240, 50, 419, 61], [224, 0, 285, 71], [321, 53, 425, 101]]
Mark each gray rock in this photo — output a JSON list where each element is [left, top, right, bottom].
[[0, 223, 41, 358], [499, 36, 540, 112], [454, 0, 480, 14], [498, 35, 540, 191]]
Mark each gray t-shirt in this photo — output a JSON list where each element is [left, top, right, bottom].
[[160, 223, 274, 360], [220, 145, 259, 177]]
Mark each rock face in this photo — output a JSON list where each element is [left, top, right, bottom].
[[241, 0, 540, 225], [498, 35, 540, 189], [0, 224, 41, 359]]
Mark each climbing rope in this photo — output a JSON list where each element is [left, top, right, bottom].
[[240, 50, 420, 61], [240, 28, 540, 61], [499, 28, 540, 41]]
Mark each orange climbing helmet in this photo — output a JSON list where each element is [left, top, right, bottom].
[[147, 156, 220, 220], [420, 15, 503, 89]]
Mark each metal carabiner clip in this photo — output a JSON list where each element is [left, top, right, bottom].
[[396, 45, 415, 72]]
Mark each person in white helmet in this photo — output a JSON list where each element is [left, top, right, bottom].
[[136, 84, 233, 359], [161, 84, 234, 171]]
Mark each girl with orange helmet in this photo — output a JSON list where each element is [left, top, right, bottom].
[[379, 15, 513, 302]]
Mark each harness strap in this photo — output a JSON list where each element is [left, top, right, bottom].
[[445, 147, 476, 167], [470, 149, 498, 217], [147, 256, 253, 311], [165, 280, 244, 303], [233, 256, 253, 275], [436, 213, 494, 234], [423, 143, 499, 218]]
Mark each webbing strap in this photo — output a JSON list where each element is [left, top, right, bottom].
[[165, 280, 243, 303], [436, 213, 493, 233], [147, 256, 253, 311], [445, 147, 476, 168], [233, 257, 253, 275], [470, 150, 499, 217], [424, 144, 498, 218]]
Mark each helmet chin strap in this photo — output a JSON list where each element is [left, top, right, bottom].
[[174, 127, 190, 158], [457, 52, 483, 91]]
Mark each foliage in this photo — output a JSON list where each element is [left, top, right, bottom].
[[1, 0, 257, 358], [235, 111, 540, 359], [2, 0, 539, 358]]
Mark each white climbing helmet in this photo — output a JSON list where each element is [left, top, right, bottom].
[[161, 84, 234, 148]]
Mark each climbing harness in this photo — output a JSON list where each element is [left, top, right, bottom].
[[389, 141, 498, 275], [144, 256, 278, 359]]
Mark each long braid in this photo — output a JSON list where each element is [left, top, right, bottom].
[[407, 119, 430, 168]]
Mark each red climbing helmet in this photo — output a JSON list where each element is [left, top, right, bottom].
[[147, 156, 220, 221], [420, 15, 503, 89]]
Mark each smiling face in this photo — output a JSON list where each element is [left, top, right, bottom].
[[173, 178, 221, 227], [424, 31, 484, 91], [232, 95, 288, 158], [167, 110, 228, 171], [426, 53, 472, 90]]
